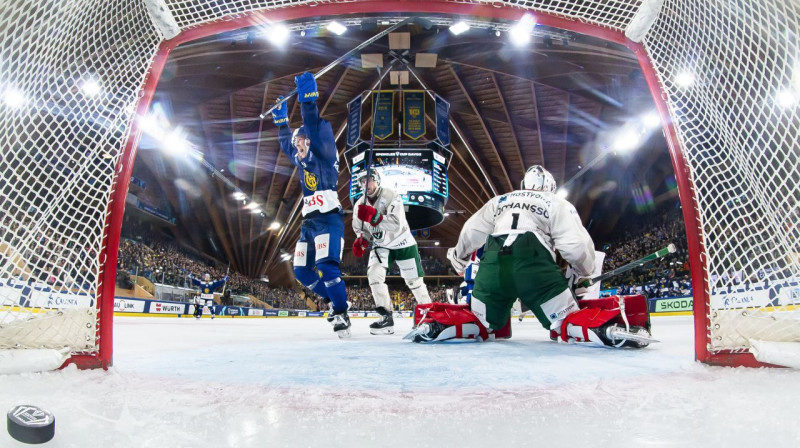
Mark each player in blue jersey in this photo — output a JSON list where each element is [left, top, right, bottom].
[[189, 273, 228, 319], [271, 72, 351, 338]]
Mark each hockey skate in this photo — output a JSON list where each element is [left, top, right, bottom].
[[369, 309, 394, 335], [325, 301, 335, 323], [330, 311, 351, 339]]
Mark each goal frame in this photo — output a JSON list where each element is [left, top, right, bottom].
[[82, 0, 745, 368]]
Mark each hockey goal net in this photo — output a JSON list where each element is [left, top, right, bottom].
[[0, 0, 798, 370]]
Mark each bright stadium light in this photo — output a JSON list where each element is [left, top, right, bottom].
[[232, 192, 246, 201], [510, 14, 535, 46], [250, 206, 262, 214], [327, 21, 347, 35], [3, 87, 25, 109], [269, 221, 281, 230], [267, 23, 290, 46], [244, 202, 260, 211], [776, 88, 798, 109], [434, 241, 440, 246], [675, 71, 695, 88], [449, 21, 470, 35], [81, 79, 102, 97], [163, 130, 190, 155], [642, 110, 662, 129], [556, 188, 569, 199], [614, 128, 642, 153]]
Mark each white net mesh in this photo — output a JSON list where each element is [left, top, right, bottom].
[[644, 0, 800, 355], [0, 0, 797, 366], [0, 1, 160, 361]]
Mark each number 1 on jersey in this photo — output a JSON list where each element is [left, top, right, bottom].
[[511, 213, 520, 230]]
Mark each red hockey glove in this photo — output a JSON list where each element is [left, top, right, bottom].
[[357, 204, 382, 225], [352, 237, 369, 257]]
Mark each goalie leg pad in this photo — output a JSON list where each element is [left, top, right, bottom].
[[409, 303, 490, 342], [560, 295, 654, 347]]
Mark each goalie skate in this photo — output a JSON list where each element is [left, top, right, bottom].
[[604, 325, 658, 348]]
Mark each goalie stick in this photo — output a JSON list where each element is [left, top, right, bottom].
[[587, 243, 677, 286], [259, 18, 415, 120]]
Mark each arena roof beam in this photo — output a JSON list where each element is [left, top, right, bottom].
[[491, 72, 526, 185]]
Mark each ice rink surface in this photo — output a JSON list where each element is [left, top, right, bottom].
[[2, 315, 799, 447]]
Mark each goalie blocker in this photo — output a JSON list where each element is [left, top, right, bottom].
[[405, 295, 655, 348]]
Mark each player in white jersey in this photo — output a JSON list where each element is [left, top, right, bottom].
[[352, 171, 431, 335], [446, 165, 595, 337]]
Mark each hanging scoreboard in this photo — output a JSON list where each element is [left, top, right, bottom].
[[350, 148, 448, 229]]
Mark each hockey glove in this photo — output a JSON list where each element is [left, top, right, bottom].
[[295, 72, 319, 103], [357, 204, 383, 225], [271, 96, 289, 126], [352, 237, 369, 258], [573, 277, 593, 300], [447, 248, 470, 275]]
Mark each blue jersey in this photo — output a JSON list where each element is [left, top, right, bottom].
[[278, 102, 342, 217], [190, 277, 226, 299]]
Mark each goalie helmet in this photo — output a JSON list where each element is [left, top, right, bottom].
[[521, 165, 556, 192]]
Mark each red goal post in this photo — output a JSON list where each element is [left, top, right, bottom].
[[0, 0, 797, 370]]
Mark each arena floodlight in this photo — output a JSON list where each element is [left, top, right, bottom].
[[232, 192, 246, 201], [80, 79, 102, 97], [267, 23, 290, 46], [776, 88, 798, 109], [250, 206, 262, 214], [163, 129, 189, 155], [556, 188, 569, 199], [614, 128, 641, 153], [675, 71, 695, 88], [434, 241, 440, 246], [642, 110, 662, 129], [449, 21, 470, 35], [270, 221, 281, 230], [327, 21, 347, 35], [510, 14, 535, 46], [244, 202, 260, 211], [3, 88, 25, 109]]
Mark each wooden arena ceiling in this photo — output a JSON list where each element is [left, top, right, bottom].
[[136, 14, 674, 280]]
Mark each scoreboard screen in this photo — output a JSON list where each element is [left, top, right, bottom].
[[350, 149, 448, 201], [349, 148, 448, 229]]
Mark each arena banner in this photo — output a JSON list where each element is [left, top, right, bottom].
[[264, 310, 279, 316], [435, 94, 450, 146], [222, 306, 242, 316], [651, 296, 693, 313], [372, 90, 394, 140], [248, 308, 264, 316], [0, 278, 95, 309], [149, 301, 187, 314], [346, 96, 361, 147], [402, 91, 425, 140], [114, 298, 146, 313]]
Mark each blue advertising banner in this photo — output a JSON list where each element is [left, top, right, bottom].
[[435, 94, 450, 146], [372, 91, 394, 140], [402, 91, 425, 140], [346, 96, 362, 148], [130, 176, 147, 190]]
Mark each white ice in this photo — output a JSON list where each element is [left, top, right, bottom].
[[2, 315, 799, 447]]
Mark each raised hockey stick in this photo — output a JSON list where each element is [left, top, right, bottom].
[[588, 243, 677, 285], [259, 18, 415, 120]]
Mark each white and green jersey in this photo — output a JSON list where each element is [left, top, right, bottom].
[[453, 189, 596, 277], [352, 187, 416, 250]]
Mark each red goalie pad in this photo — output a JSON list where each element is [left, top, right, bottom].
[[577, 295, 650, 329], [564, 295, 652, 343], [412, 303, 512, 341]]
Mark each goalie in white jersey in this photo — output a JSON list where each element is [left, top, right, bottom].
[[447, 165, 595, 336], [352, 171, 431, 335]]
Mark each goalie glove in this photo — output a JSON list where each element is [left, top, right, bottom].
[[573, 277, 593, 300], [447, 248, 470, 275]]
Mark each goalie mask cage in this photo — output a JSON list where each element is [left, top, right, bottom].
[[0, 0, 798, 369]]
